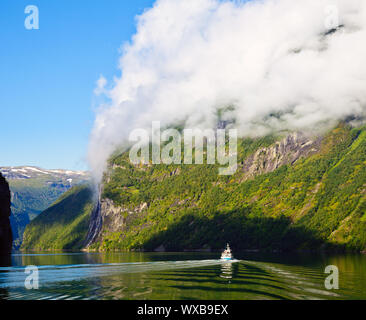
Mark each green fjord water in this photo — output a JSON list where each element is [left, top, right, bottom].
[[0, 252, 365, 300]]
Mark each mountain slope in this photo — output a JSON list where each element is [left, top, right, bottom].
[[86, 124, 366, 252], [0, 173, 12, 254], [21, 185, 94, 251], [0, 166, 90, 248]]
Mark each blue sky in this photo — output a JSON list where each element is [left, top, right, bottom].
[[0, 0, 154, 171]]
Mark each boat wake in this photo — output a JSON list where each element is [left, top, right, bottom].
[[0, 259, 239, 289]]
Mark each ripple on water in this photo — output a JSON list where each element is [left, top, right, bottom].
[[0, 255, 362, 300]]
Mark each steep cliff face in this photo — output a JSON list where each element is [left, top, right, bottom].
[[85, 198, 148, 249], [86, 125, 366, 252], [240, 133, 322, 180], [0, 173, 12, 254]]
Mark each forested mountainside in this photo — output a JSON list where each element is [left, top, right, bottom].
[[21, 185, 94, 251], [0, 173, 12, 254], [88, 124, 366, 252], [0, 167, 89, 248], [22, 124, 366, 253]]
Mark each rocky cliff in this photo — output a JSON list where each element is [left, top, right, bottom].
[[0, 173, 12, 254], [239, 133, 322, 181]]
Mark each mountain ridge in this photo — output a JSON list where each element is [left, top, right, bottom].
[[22, 185, 94, 251], [0, 166, 88, 181]]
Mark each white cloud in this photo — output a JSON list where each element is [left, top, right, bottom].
[[89, 0, 366, 181]]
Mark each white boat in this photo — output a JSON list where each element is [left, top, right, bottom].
[[221, 243, 233, 261]]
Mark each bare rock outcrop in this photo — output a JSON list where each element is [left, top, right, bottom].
[[241, 133, 321, 180], [85, 196, 148, 247]]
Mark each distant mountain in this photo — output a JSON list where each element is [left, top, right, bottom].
[[0, 166, 88, 181], [0, 166, 90, 248]]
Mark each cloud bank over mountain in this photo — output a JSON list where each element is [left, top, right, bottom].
[[89, 0, 366, 180]]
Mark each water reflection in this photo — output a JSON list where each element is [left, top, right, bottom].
[[220, 262, 233, 280], [0, 252, 365, 300], [0, 254, 11, 300]]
